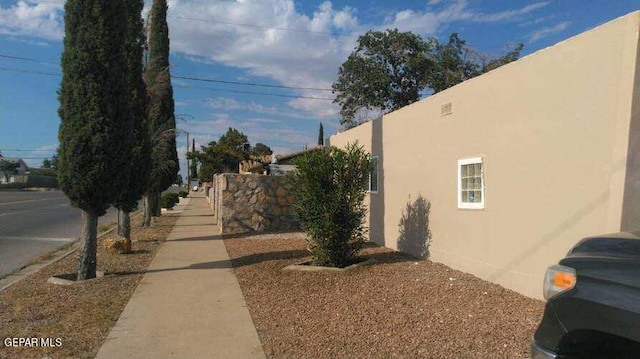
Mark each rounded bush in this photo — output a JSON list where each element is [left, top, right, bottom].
[[162, 192, 179, 209]]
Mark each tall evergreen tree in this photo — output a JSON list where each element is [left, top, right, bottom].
[[114, 0, 150, 250], [143, 0, 178, 227], [58, 0, 128, 280], [190, 138, 197, 180], [318, 122, 324, 146]]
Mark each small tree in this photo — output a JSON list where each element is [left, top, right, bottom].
[[318, 122, 324, 146], [290, 143, 374, 267]]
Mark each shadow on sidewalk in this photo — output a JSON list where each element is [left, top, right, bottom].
[[169, 235, 224, 242], [107, 249, 311, 277]]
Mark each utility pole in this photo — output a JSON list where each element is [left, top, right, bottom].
[[176, 114, 193, 188], [186, 131, 190, 187]]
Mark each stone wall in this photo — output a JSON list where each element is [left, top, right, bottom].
[[211, 173, 299, 235]]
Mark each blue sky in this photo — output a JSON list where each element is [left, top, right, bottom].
[[0, 0, 638, 180]]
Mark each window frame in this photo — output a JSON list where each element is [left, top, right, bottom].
[[457, 157, 484, 209], [369, 155, 379, 193]]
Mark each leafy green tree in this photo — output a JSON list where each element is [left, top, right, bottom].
[[290, 143, 374, 267], [143, 0, 179, 227], [251, 142, 272, 157], [197, 128, 249, 178], [318, 122, 324, 146], [114, 0, 150, 249], [42, 158, 52, 169], [50, 151, 59, 171], [0, 159, 18, 183], [430, 33, 523, 93], [333, 29, 434, 128], [333, 30, 523, 128], [58, 0, 129, 280]]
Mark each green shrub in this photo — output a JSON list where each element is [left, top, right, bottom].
[[161, 192, 180, 209], [290, 142, 374, 267], [178, 190, 188, 198]]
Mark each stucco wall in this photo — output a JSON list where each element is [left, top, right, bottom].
[[329, 12, 640, 299], [212, 173, 299, 235]]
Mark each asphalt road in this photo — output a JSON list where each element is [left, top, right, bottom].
[[0, 190, 118, 278]]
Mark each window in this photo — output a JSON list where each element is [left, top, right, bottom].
[[458, 157, 484, 209], [369, 155, 379, 193]]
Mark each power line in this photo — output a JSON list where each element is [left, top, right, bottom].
[[173, 75, 332, 92], [0, 149, 56, 152], [174, 83, 333, 100], [0, 67, 60, 77], [0, 53, 335, 93], [12, 157, 51, 160], [0, 54, 58, 65], [0, 66, 334, 100]]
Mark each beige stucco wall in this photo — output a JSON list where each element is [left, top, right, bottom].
[[330, 12, 640, 299]]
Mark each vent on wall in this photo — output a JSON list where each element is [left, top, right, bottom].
[[441, 102, 452, 117]]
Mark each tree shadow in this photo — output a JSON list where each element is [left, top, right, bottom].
[[107, 249, 311, 276], [168, 234, 224, 242], [363, 249, 419, 265], [229, 249, 310, 267], [124, 249, 150, 255], [397, 194, 432, 259]]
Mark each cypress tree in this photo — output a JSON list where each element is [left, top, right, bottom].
[[190, 138, 197, 180], [58, 0, 128, 280], [318, 122, 324, 146], [143, 0, 178, 227], [114, 0, 150, 250]]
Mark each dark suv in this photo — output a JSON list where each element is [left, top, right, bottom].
[[532, 232, 640, 358]]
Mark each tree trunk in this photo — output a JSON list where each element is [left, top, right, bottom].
[[119, 209, 132, 253], [142, 193, 152, 227], [152, 192, 161, 217], [77, 209, 98, 281]]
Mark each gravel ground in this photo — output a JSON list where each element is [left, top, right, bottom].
[[224, 232, 545, 359], [0, 213, 177, 359]]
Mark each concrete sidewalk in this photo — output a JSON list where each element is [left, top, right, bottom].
[[96, 193, 265, 359]]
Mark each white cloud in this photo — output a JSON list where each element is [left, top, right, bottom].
[[529, 21, 570, 43], [474, 2, 549, 23], [0, 1, 64, 41], [206, 96, 337, 121]]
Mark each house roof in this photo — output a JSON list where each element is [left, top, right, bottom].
[[275, 145, 324, 164]]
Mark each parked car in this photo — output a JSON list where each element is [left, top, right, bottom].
[[192, 185, 198, 192], [532, 232, 640, 358]]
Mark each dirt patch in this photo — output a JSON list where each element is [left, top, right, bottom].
[[0, 214, 177, 359], [224, 233, 545, 358]]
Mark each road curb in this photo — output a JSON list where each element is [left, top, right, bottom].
[[0, 223, 119, 292]]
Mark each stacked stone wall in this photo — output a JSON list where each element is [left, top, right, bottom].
[[212, 173, 299, 235]]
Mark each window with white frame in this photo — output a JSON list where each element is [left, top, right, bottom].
[[369, 155, 379, 193], [458, 157, 484, 209]]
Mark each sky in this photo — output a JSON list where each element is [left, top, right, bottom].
[[0, 0, 638, 180]]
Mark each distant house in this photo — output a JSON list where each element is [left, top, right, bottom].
[[328, 11, 640, 299], [0, 157, 29, 183], [269, 146, 324, 176]]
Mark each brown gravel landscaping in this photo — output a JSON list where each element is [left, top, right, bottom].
[[0, 213, 177, 359], [225, 232, 545, 359]]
